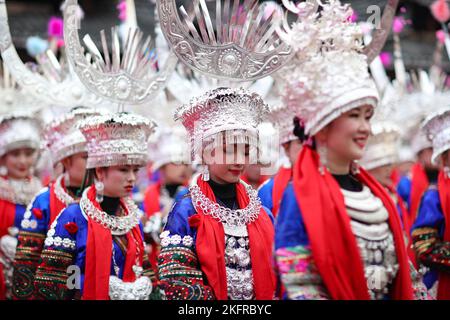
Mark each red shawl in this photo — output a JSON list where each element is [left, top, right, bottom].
[[410, 163, 429, 221], [143, 182, 161, 218], [188, 176, 275, 300], [49, 178, 70, 228], [292, 147, 414, 300], [387, 185, 417, 269], [437, 171, 450, 300], [272, 167, 292, 217], [0, 198, 15, 300], [82, 186, 145, 300]]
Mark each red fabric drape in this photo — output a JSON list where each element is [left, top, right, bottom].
[[188, 176, 275, 300], [0, 198, 15, 300], [292, 147, 414, 300], [271, 167, 292, 217], [387, 185, 418, 269], [82, 186, 144, 300], [410, 163, 429, 221], [437, 171, 450, 300], [143, 182, 161, 218], [49, 180, 69, 228]]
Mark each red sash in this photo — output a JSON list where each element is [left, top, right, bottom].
[[82, 186, 144, 300], [410, 163, 429, 220], [292, 147, 414, 299], [188, 176, 275, 300], [49, 180, 69, 227], [271, 167, 292, 217]]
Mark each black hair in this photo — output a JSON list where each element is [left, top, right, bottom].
[[293, 116, 308, 143]]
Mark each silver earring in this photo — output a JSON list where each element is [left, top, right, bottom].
[[202, 165, 210, 182], [95, 180, 104, 203], [351, 160, 360, 175], [64, 173, 70, 187], [317, 145, 328, 175], [444, 166, 450, 179], [0, 166, 6, 176]]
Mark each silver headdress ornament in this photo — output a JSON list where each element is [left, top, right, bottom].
[[0, 0, 107, 109], [43, 107, 104, 164], [0, 110, 41, 157], [267, 103, 296, 145], [148, 125, 190, 171], [174, 87, 269, 163], [156, 0, 293, 81], [78, 112, 157, 169], [422, 107, 450, 165], [278, 0, 399, 136], [360, 122, 401, 171], [63, 0, 177, 106]]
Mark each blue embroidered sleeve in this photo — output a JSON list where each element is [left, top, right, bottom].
[[397, 176, 411, 210], [274, 183, 329, 300], [258, 178, 274, 213], [34, 204, 82, 300], [158, 196, 214, 300], [12, 188, 51, 299], [411, 189, 450, 275]]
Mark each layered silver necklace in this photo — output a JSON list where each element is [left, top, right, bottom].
[[54, 174, 77, 205], [0, 176, 42, 205], [80, 187, 143, 236], [190, 178, 261, 300]]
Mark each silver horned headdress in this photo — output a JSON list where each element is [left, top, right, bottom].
[[78, 112, 157, 169], [0, 0, 106, 108], [63, 0, 177, 106], [277, 0, 398, 136], [157, 0, 293, 81]]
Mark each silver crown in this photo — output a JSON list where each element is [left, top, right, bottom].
[[267, 103, 296, 145], [148, 124, 190, 171], [361, 122, 401, 170], [0, 111, 41, 157], [78, 112, 157, 169], [278, 0, 399, 136], [43, 107, 103, 164], [422, 107, 450, 165], [174, 87, 268, 162], [0, 0, 107, 109], [156, 0, 293, 81], [63, 0, 177, 106]]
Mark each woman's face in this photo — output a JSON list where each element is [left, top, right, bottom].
[[96, 165, 141, 198], [161, 163, 189, 185], [368, 164, 394, 188], [1, 147, 37, 179], [418, 148, 437, 170], [206, 143, 250, 184], [317, 105, 374, 164], [282, 139, 303, 166], [61, 152, 88, 187], [441, 150, 450, 169]]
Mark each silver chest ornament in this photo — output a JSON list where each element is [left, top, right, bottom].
[[108, 265, 153, 300], [342, 187, 399, 300], [190, 178, 260, 300]]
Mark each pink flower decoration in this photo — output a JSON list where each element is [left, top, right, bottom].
[[349, 11, 358, 23], [380, 52, 392, 67], [431, 0, 450, 23], [57, 39, 65, 48], [117, 1, 127, 21], [48, 17, 63, 38], [294, 260, 309, 273], [436, 30, 446, 44], [392, 17, 405, 34]]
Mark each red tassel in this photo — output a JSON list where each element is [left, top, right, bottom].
[[431, 0, 450, 23]]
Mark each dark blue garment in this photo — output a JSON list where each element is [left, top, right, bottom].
[[258, 178, 275, 213]]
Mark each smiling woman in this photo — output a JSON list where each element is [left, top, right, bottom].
[[274, 0, 429, 300]]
